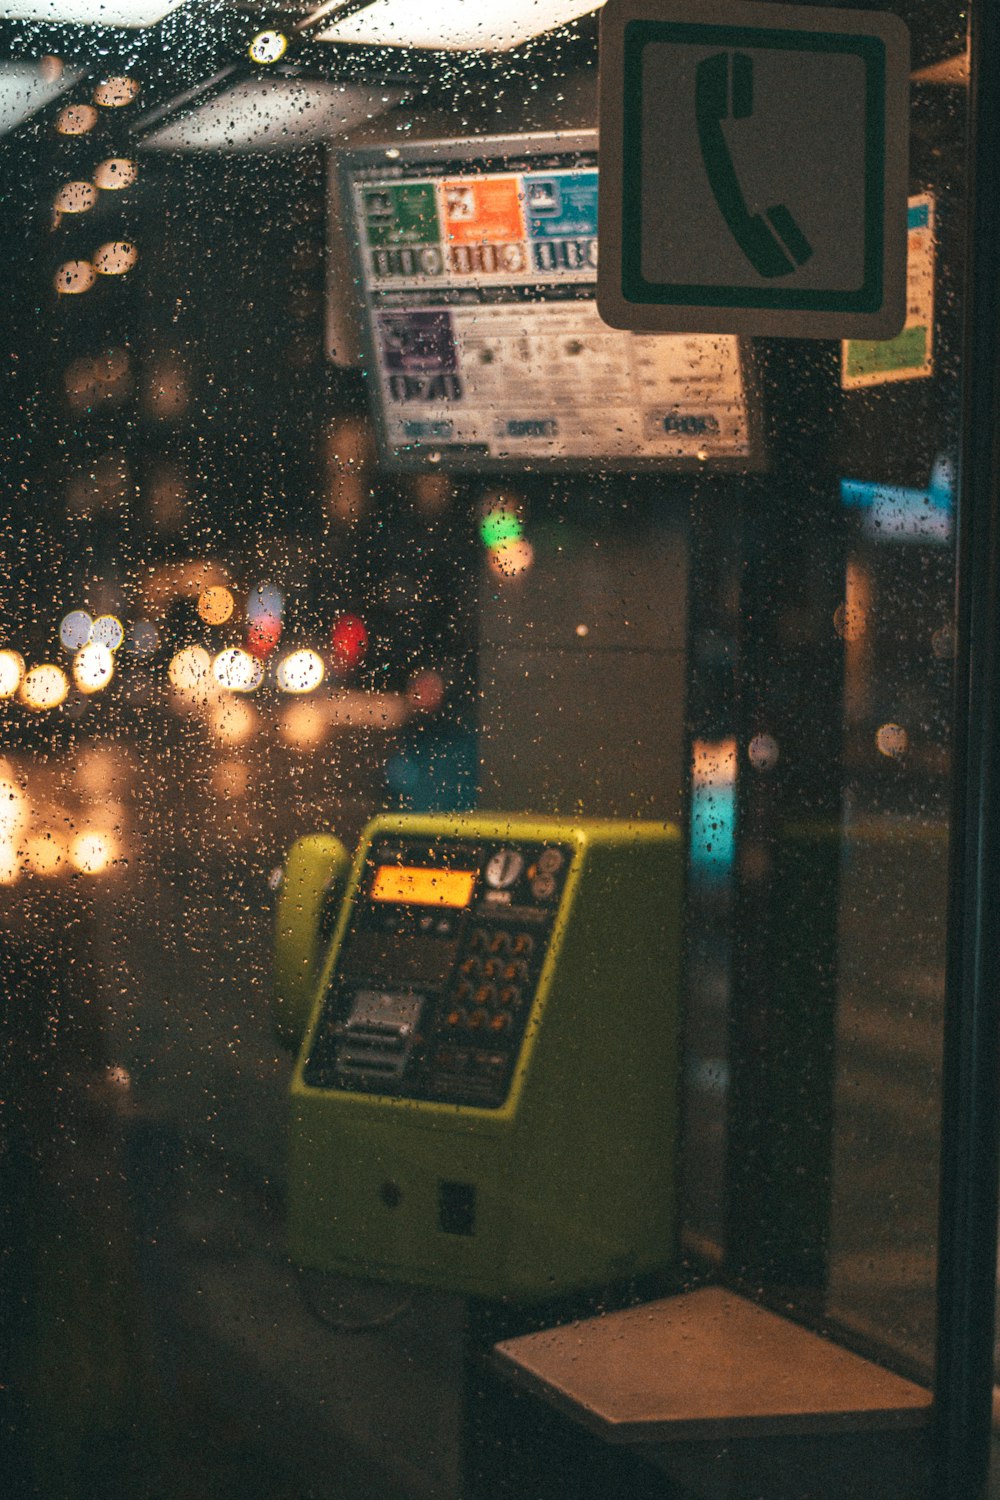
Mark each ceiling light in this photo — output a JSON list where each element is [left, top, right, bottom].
[[94, 157, 138, 190], [93, 75, 140, 107], [93, 241, 138, 275], [141, 79, 402, 152], [248, 30, 288, 65], [54, 258, 95, 293], [54, 180, 97, 213], [55, 101, 97, 133], [0, 60, 81, 138], [0, 2, 188, 24], [314, 0, 600, 52]]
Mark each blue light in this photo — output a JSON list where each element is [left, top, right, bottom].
[[840, 453, 954, 544], [689, 781, 737, 883], [247, 581, 284, 622]]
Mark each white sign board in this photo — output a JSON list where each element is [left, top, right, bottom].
[[597, 0, 909, 339]]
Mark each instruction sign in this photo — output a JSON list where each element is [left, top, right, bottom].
[[598, 0, 909, 339], [842, 195, 935, 388], [340, 135, 759, 471]]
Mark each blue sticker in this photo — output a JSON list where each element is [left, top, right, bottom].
[[523, 170, 599, 240]]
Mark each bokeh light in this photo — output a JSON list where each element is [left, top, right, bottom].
[[92, 615, 125, 651], [209, 697, 257, 745], [60, 610, 94, 651], [55, 103, 98, 135], [487, 539, 534, 578], [276, 649, 325, 694], [54, 180, 98, 214], [94, 76, 140, 108], [246, 583, 283, 657], [480, 500, 523, 549], [168, 645, 212, 696], [247, 581, 284, 621], [0, 777, 27, 839], [64, 351, 132, 411], [330, 613, 368, 671], [247, 616, 281, 658], [280, 701, 326, 750], [21, 664, 69, 710], [25, 832, 67, 876], [73, 641, 115, 693], [198, 586, 234, 625], [94, 158, 138, 191], [748, 733, 780, 772], [876, 723, 908, 759], [69, 831, 116, 874], [0, 650, 25, 698], [248, 30, 288, 63], [93, 241, 139, 276], [407, 669, 445, 712], [55, 259, 96, 295], [213, 648, 263, 694]]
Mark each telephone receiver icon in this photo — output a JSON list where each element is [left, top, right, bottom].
[[696, 50, 813, 280]]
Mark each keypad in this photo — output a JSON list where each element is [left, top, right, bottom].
[[438, 925, 536, 1040], [424, 917, 544, 1108]]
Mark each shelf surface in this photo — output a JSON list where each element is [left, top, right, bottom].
[[492, 1287, 933, 1443]]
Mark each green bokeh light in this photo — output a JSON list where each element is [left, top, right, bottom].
[[479, 506, 523, 548]]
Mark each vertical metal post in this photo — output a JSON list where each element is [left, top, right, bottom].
[[935, 2, 1000, 1493]]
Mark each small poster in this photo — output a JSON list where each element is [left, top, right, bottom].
[[342, 142, 759, 470], [842, 195, 935, 389]]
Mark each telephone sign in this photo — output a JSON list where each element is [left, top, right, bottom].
[[597, 0, 909, 339]]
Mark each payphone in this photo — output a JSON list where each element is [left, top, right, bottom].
[[276, 813, 682, 1300]]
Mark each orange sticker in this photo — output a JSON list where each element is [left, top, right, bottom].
[[440, 176, 524, 246]]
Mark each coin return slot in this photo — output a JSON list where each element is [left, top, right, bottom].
[[335, 990, 425, 1084], [439, 1180, 476, 1236]]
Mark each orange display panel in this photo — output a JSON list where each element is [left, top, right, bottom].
[[371, 864, 477, 908]]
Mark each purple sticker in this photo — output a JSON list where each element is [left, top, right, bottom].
[[378, 311, 457, 374]]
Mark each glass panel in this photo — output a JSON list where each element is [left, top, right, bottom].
[[0, 2, 980, 1497]]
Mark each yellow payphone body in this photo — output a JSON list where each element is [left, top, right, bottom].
[[278, 813, 683, 1300]]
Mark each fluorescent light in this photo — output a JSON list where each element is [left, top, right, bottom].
[[0, 2, 187, 23], [141, 78, 402, 151], [315, 0, 600, 52], [0, 60, 80, 135]]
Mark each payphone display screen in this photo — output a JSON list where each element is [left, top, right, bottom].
[[370, 865, 476, 907], [303, 836, 572, 1108], [339, 132, 757, 471]]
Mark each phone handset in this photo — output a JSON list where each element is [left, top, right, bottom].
[[695, 50, 813, 279], [274, 833, 351, 1052]]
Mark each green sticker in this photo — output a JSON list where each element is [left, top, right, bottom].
[[363, 183, 440, 248], [844, 323, 927, 380]]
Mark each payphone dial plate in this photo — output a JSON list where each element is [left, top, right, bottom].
[[303, 836, 572, 1109]]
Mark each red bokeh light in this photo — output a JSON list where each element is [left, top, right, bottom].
[[330, 613, 368, 671], [246, 614, 282, 659]]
